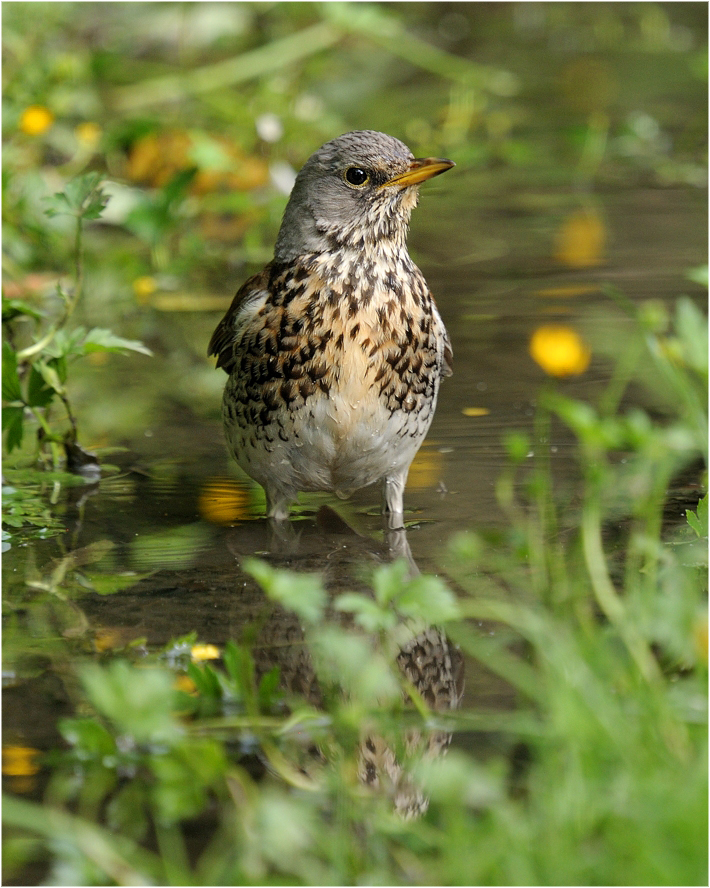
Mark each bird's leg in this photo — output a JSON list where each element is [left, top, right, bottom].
[[385, 526, 419, 576], [266, 515, 300, 554], [382, 472, 406, 529], [382, 473, 418, 574], [265, 486, 295, 523]]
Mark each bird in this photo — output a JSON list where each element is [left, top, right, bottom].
[[209, 130, 453, 524]]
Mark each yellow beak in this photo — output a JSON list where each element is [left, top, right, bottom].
[[382, 157, 455, 188]]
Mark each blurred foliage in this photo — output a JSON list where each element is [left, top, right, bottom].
[[3, 175, 151, 465], [2, 1, 706, 528], [2, 290, 707, 885]]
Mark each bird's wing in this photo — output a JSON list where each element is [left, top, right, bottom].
[[431, 299, 453, 378], [208, 265, 272, 374]]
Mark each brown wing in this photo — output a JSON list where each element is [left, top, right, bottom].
[[442, 332, 453, 377], [431, 299, 453, 377], [208, 264, 272, 374]]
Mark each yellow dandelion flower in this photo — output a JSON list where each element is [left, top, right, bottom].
[[2, 745, 41, 777], [529, 325, 591, 378], [19, 105, 54, 136], [191, 643, 220, 662], [462, 407, 490, 417], [75, 121, 102, 148], [132, 276, 157, 304]]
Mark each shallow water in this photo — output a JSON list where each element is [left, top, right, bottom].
[[2, 9, 707, 854], [3, 176, 705, 768]]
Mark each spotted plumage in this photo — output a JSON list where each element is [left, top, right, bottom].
[[209, 131, 453, 522]]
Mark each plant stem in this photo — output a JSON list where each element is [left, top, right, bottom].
[[29, 406, 62, 470], [580, 487, 660, 683], [2, 794, 161, 885], [111, 22, 341, 111], [598, 335, 643, 417], [17, 213, 85, 362]]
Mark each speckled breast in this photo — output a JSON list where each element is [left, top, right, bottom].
[[222, 258, 445, 494]]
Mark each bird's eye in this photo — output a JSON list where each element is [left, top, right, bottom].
[[344, 167, 369, 187]]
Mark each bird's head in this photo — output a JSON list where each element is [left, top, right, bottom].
[[274, 130, 454, 262]]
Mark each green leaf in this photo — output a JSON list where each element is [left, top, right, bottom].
[[503, 430, 531, 464], [674, 297, 708, 375], [187, 661, 222, 701], [160, 167, 198, 206], [26, 363, 58, 407], [243, 558, 326, 624], [686, 265, 708, 288], [105, 781, 149, 842], [414, 749, 503, 807], [371, 559, 410, 606], [82, 571, 154, 596], [2, 341, 22, 402], [44, 325, 152, 360], [686, 495, 708, 539], [222, 641, 252, 694], [335, 593, 396, 632], [396, 573, 461, 623], [125, 168, 197, 245], [59, 717, 117, 758], [370, 560, 460, 622], [49, 355, 68, 385], [2, 298, 45, 323], [36, 360, 65, 395], [2, 406, 24, 452], [47, 326, 88, 359], [311, 626, 400, 705], [44, 172, 108, 220], [79, 660, 182, 745], [80, 328, 153, 357], [42, 192, 72, 218], [149, 739, 226, 826], [258, 666, 282, 709], [188, 134, 232, 171]]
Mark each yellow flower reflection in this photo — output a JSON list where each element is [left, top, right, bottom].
[[529, 325, 591, 378], [75, 121, 102, 148], [94, 627, 129, 652], [406, 444, 444, 490], [2, 745, 41, 777], [174, 674, 198, 694], [198, 478, 251, 525], [19, 105, 54, 136], [554, 208, 606, 268]]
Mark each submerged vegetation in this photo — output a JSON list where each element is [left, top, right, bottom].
[[2, 3, 708, 885]]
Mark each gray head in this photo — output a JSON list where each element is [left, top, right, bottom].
[[274, 130, 454, 262]]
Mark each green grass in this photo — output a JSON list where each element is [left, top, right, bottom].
[[3, 293, 707, 885]]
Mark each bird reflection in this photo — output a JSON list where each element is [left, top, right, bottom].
[[259, 504, 418, 574], [231, 507, 464, 818], [78, 504, 463, 817]]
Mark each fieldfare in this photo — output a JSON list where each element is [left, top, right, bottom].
[[209, 130, 453, 523]]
